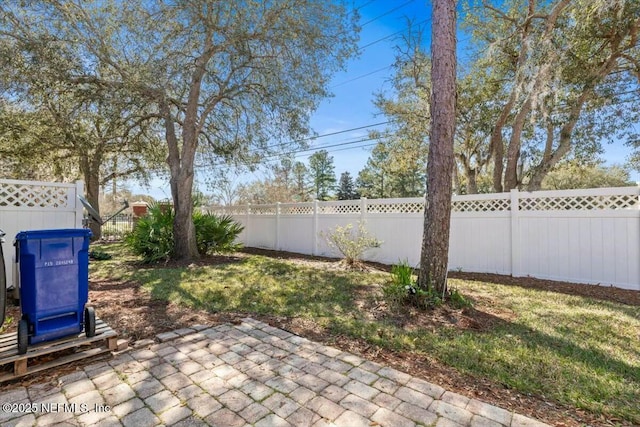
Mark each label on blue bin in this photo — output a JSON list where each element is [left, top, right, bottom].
[[42, 259, 75, 267]]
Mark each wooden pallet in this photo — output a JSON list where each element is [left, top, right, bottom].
[[0, 318, 117, 383]]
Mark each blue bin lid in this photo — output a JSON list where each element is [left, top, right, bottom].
[[15, 229, 92, 241]]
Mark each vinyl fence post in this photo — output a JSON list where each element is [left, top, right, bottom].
[[246, 204, 251, 247], [275, 202, 281, 251], [360, 197, 367, 223], [312, 200, 319, 255], [75, 180, 85, 228], [510, 189, 520, 278]]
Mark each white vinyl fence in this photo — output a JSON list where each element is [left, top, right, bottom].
[[211, 186, 640, 290], [0, 179, 85, 289]]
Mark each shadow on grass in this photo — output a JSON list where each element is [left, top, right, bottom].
[[420, 316, 638, 421], [132, 256, 365, 321], [329, 303, 639, 422]]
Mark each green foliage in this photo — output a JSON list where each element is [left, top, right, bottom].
[[448, 287, 472, 309], [382, 260, 414, 309], [337, 171, 358, 200], [0, 315, 13, 334], [321, 221, 382, 267], [383, 261, 472, 311], [308, 150, 337, 201], [125, 204, 175, 263], [1, 0, 359, 259], [408, 286, 443, 310], [192, 212, 244, 255], [391, 261, 413, 287], [356, 137, 427, 199], [542, 162, 634, 190], [126, 204, 244, 263], [89, 250, 113, 261]]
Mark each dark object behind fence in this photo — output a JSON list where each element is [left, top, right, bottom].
[[94, 214, 133, 241]]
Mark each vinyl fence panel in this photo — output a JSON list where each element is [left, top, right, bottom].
[[210, 186, 640, 290], [0, 179, 85, 290]]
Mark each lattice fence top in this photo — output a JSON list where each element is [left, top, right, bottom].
[[250, 205, 277, 215], [318, 203, 360, 214], [212, 188, 639, 216], [281, 204, 314, 215], [211, 206, 246, 216], [519, 194, 639, 211], [451, 198, 511, 212], [0, 182, 70, 208], [367, 201, 424, 214]]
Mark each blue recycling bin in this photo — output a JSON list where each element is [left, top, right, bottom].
[[15, 229, 94, 352]]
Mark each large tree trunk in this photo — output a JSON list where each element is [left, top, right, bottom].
[[527, 84, 600, 190], [172, 168, 197, 260], [80, 155, 102, 241], [417, 0, 456, 295], [527, 44, 625, 191], [526, 121, 556, 191], [161, 101, 199, 260], [503, 98, 532, 190], [465, 166, 478, 194]]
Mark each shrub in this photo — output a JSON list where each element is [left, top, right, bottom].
[[408, 286, 443, 310], [391, 261, 413, 287], [125, 204, 244, 262], [125, 203, 174, 262], [383, 261, 471, 311], [321, 221, 382, 268], [448, 287, 472, 309], [193, 211, 244, 255], [382, 260, 414, 309], [89, 249, 113, 261]]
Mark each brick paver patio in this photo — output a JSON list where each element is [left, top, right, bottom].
[[0, 319, 550, 426]]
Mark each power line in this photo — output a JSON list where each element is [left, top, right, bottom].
[[194, 122, 390, 169], [253, 141, 380, 168], [355, 0, 378, 11], [219, 120, 390, 156], [360, 0, 417, 27], [357, 18, 430, 52], [331, 65, 393, 88]]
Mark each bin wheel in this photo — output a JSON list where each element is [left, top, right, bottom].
[[85, 306, 96, 338], [17, 319, 28, 355]]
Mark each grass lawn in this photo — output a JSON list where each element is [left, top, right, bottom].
[[90, 243, 640, 424]]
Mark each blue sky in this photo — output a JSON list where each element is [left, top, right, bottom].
[[135, 0, 639, 200]]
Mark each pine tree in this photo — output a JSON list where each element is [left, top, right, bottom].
[[418, 0, 456, 295], [337, 171, 358, 200], [308, 150, 336, 201]]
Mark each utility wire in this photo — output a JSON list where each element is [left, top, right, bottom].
[[355, 0, 378, 11], [357, 18, 430, 52], [217, 120, 390, 157], [331, 65, 393, 88], [360, 0, 417, 27], [194, 122, 391, 170], [248, 141, 380, 168]]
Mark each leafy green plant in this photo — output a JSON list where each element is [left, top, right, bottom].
[[448, 287, 472, 309], [125, 203, 175, 262], [321, 221, 382, 268], [383, 261, 452, 310], [193, 211, 244, 255], [89, 249, 113, 261], [408, 286, 443, 309], [391, 261, 413, 287], [382, 260, 414, 309], [0, 315, 13, 334], [125, 204, 244, 262]]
